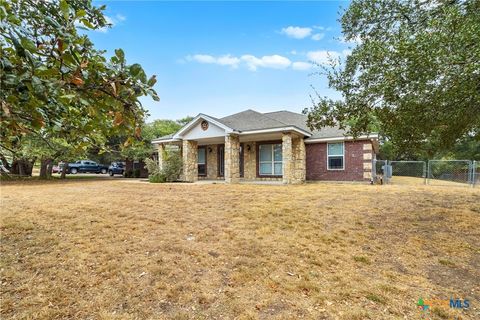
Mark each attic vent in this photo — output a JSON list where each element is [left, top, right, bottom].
[[201, 120, 209, 131]]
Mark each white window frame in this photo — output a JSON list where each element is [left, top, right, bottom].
[[327, 142, 345, 171], [259, 143, 282, 176]]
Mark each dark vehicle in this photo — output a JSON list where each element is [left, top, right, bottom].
[[108, 162, 125, 176], [65, 160, 109, 174]]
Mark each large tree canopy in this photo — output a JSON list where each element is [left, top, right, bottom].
[[0, 0, 159, 176], [304, 0, 480, 156]]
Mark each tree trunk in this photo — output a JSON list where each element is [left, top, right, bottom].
[[11, 158, 35, 176], [39, 159, 48, 179], [60, 162, 68, 179], [39, 158, 53, 179], [46, 161, 54, 179]]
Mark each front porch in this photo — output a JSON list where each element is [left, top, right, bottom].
[[157, 133, 306, 184]]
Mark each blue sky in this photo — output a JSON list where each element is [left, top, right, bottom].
[[89, 1, 353, 121]]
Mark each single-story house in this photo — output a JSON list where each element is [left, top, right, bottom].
[[152, 109, 378, 184]]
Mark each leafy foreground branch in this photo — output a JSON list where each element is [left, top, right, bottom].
[[304, 0, 480, 157], [0, 0, 159, 178]]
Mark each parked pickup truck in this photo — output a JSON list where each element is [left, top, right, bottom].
[[65, 160, 109, 174], [108, 162, 125, 176]]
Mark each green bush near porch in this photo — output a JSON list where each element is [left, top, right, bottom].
[[145, 150, 182, 183]]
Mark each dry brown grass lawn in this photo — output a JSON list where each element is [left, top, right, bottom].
[[1, 180, 479, 319]]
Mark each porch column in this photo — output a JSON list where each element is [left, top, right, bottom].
[[157, 143, 165, 171], [282, 133, 294, 184], [182, 140, 198, 182], [224, 134, 240, 184], [292, 137, 306, 184]]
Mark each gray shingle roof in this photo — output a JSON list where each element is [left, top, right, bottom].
[[263, 110, 347, 139], [217, 109, 288, 131], [153, 109, 351, 141]]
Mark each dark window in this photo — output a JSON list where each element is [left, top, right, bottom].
[[198, 147, 206, 176]]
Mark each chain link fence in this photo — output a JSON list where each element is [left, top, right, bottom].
[[374, 159, 478, 187], [472, 160, 478, 188], [427, 160, 472, 187], [388, 160, 426, 185]]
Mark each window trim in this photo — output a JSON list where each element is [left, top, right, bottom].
[[327, 142, 345, 171], [256, 141, 283, 177]]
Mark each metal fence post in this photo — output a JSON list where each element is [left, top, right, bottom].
[[384, 160, 388, 184], [474, 161, 478, 188], [426, 160, 430, 185], [470, 160, 476, 187], [423, 161, 427, 185], [467, 161, 473, 187]]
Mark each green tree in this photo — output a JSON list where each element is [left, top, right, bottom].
[[304, 0, 480, 157], [0, 0, 159, 178], [120, 117, 192, 161]]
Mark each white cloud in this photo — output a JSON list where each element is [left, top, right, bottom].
[[188, 54, 216, 64], [313, 25, 333, 31], [241, 54, 291, 71], [116, 14, 126, 22], [311, 33, 325, 41], [292, 61, 313, 71], [187, 54, 240, 68], [186, 53, 292, 71], [96, 14, 126, 33], [307, 50, 341, 65], [281, 26, 312, 39], [217, 55, 241, 67]]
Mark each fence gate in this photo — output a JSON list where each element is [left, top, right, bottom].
[[385, 160, 426, 185], [427, 160, 473, 187], [372, 159, 386, 184]]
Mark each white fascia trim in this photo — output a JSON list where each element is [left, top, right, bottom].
[[151, 138, 181, 144], [240, 126, 312, 137], [305, 133, 379, 143], [173, 113, 236, 138]]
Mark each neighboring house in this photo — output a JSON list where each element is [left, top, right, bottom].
[[152, 109, 378, 184]]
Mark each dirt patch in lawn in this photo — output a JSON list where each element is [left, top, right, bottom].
[[1, 181, 479, 319]]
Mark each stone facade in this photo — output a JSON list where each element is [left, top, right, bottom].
[[362, 142, 373, 180], [176, 136, 373, 183], [242, 141, 256, 180], [224, 134, 240, 183], [205, 144, 218, 179], [282, 133, 293, 184], [157, 144, 165, 170], [182, 140, 198, 182], [292, 136, 306, 183], [282, 133, 306, 184]]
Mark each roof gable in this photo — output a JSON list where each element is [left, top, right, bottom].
[[218, 109, 287, 131]]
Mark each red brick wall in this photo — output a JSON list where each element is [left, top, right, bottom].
[[306, 140, 372, 181]]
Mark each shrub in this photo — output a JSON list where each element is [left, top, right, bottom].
[[133, 168, 141, 178], [148, 172, 166, 183], [161, 151, 183, 182], [144, 150, 183, 183], [124, 170, 133, 178]]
